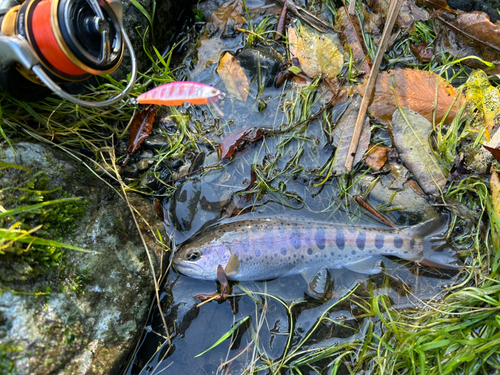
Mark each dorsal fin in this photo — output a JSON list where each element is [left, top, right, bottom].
[[401, 215, 448, 238]]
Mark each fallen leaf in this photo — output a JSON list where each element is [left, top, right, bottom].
[[365, 146, 389, 171], [288, 24, 344, 79], [330, 95, 371, 175], [335, 7, 371, 75], [217, 52, 250, 102], [191, 0, 246, 78], [275, 0, 288, 41], [415, 0, 451, 10], [410, 42, 434, 62], [438, 11, 500, 53], [483, 145, 500, 163], [433, 10, 500, 74], [491, 171, 500, 220], [438, 198, 479, 220], [207, 0, 246, 34], [361, 3, 383, 34], [465, 70, 500, 136], [365, 68, 463, 124], [366, 0, 429, 27], [218, 126, 253, 159], [391, 107, 447, 195], [122, 105, 157, 166]]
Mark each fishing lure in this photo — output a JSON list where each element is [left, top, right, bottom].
[[137, 81, 221, 106]]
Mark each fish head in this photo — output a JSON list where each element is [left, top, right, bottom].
[[173, 242, 232, 280]]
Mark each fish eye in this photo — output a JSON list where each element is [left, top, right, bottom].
[[210, 89, 218, 95], [186, 250, 201, 261]]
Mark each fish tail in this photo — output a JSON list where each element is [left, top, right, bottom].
[[404, 215, 462, 270]]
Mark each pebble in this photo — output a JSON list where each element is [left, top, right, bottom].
[[144, 134, 169, 147], [137, 159, 150, 171], [122, 163, 139, 178], [141, 150, 154, 159], [140, 173, 159, 189]]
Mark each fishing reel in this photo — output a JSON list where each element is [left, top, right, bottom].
[[0, 0, 136, 108]]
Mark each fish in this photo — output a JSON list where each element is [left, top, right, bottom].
[[172, 216, 461, 284], [137, 81, 221, 106]]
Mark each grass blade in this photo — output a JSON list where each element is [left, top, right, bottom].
[[195, 316, 251, 358], [0, 197, 81, 219]]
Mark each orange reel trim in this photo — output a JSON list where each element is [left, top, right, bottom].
[[30, 0, 86, 77]]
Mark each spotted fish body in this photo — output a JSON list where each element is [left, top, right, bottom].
[[137, 82, 221, 106], [173, 216, 458, 281]]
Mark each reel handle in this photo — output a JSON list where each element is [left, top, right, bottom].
[[0, 0, 137, 108]]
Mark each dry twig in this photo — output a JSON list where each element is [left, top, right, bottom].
[[344, 0, 405, 171]]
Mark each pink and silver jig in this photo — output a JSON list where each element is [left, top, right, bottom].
[[137, 81, 221, 106]]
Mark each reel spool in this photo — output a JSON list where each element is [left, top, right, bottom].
[[0, 0, 137, 108]]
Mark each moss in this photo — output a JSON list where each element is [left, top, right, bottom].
[[0, 166, 88, 287], [0, 342, 22, 375]]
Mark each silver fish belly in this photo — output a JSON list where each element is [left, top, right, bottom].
[[172, 216, 455, 281]]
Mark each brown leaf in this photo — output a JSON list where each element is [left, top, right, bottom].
[[415, 0, 451, 10], [191, 0, 246, 78], [365, 146, 389, 171], [217, 264, 230, 299], [436, 10, 500, 52], [410, 42, 434, 62], [335, 7, 371, 75], [366, 0, 429, 27], [361, 3, 383, 34], [208, 0, 246, 35], [366, 68, 463, 124], [483, 145, 500, 163], [275, 0, 288, 41], [217, 52, 250, 102], [218, 126, 253, 159], [433, 10, 500, 74], [122, 105, 157, 166]]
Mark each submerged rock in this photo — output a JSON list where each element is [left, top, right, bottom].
[[0, 142, 166, 375]]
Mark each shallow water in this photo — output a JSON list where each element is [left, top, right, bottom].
[[123, 2, 465, 373], [125, 258, 460, 374]]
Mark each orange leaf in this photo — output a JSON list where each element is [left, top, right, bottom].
[[217, 52, 249, 102], [365, 146, 389, 171], [191, 0, 246, 78], [366, 68, 463, 124]]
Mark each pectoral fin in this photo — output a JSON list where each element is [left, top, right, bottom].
[[225, 254, 240, 277], [301, 266, 331, 298]]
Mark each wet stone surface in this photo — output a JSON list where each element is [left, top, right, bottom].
[[0, 142, 167, 375]]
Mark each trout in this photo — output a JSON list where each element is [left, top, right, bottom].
[[173, 216, 460, 282]]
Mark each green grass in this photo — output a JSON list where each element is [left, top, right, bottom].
[[1, 3, 500, 374], [0, 168, 89, 284]]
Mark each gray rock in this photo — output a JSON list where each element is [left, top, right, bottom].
[[0, 142, 166, 375]]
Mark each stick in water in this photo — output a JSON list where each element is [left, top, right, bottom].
[[344, 0, 405, 172]]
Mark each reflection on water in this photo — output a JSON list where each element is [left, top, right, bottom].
[[126, 258, 460, 374]]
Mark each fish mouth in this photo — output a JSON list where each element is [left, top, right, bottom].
[[173, 260, 210, 279]]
